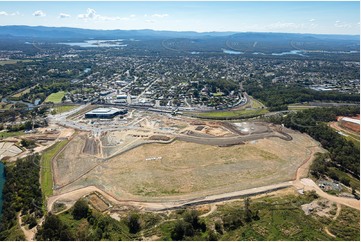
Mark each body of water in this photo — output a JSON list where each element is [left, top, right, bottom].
[[271, 50, 306, 56], [59, 39, 127, 48], [222, 49, 243, 55], [0, 162, 5, 217]]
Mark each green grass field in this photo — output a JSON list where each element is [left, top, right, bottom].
[[41, 140, 69, 199], [288, 105, 318, 111], [0, 59, 33, 66], [249, 96, 265, 109], [0, 103, 14, 110], [52, 105, 78, 114], [12, 88, 32, 98], [44, 91, 65, 104], [0, 131, 24, 139], [195, 108, 268, 119]]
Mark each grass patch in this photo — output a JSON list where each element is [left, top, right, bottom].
[[0, 59, 33, 66], [195, 108, 268, 119], [52, 105, 78, 114], [0, 131, 24, 139], [41, 140, 69, 199], [250, 96, 265, 109], [44, 91, 65, 104], [0, 220, 25, 240], [288, 105, 318, 111], [329, 206, 360, 240], [12, 87, 32, 98], [0, 103, 14, 110]]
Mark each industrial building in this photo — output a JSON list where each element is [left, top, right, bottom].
[[85, 107, 128, 119]]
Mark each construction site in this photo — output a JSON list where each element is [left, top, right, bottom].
[[43, 105, 327, 213]]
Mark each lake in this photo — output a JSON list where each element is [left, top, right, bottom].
[[59, 39, 128, 48], [222, 49, 243, 55], [271, 50, 306, 56]]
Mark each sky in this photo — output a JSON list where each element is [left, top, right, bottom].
[[0, 1, 359, 35]]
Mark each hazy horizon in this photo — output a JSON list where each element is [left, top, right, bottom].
[[0, 1, 360, 35]]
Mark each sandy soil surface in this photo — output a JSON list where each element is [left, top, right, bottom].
[[0, 142, 22, 159], [55, 131, 318, 203], [53, 133, 102, 189], [293, 178, 359, 210]]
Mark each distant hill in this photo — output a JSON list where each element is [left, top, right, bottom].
[[0, 25, 236, 41], [0, 25, 359, 42]]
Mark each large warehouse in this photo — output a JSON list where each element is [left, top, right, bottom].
[[85, 107, 127, 119]]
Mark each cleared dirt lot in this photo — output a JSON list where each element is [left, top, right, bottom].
[[53, 133, 101, 189], [0, 142, 23, 159], [57, 130, 321, 202]]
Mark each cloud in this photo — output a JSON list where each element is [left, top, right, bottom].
[[77, 8, 130, 21], [33, 10, 46, 17], [145, 19, 156, 23], [130, 14, 136, 18], [0, 11, 19, 16], [150, 13, 169, 18], [309, 19, 316, 22], [59, 13, 71, 19], [334, 20, 352, 28], [78, 8, 96, 20]]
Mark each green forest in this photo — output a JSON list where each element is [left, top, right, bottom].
[[266, 106, 360, 182], [0, 155, 43, 240], [244, 79, 360, 111]]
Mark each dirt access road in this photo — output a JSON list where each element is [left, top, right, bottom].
[[292, 144, 359, 210], [47, 182, 293, 212]]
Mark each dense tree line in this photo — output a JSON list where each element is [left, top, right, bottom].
[[245, 81, 359, 110], [0, 155, 43, 240], [267, 106, 360, 178]]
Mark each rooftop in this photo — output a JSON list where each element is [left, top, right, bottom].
[[86, 107, 122, 115], [342, 117, 360, 125]]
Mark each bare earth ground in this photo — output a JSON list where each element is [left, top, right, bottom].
[[55, 130, 320, 202], [53, 133, 101, 189], [0, 142, 23, 160], [47, 108, 359, 213]]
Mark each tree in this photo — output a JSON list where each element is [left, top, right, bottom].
[[208, 230, 218, 241], [36, 214, 73, 241], [127, 213, 141, 234], [171, 220, 194, 240], [72, 200, 89, 220], [244, 197, 252, 223]]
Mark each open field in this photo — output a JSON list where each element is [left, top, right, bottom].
[[44, 91, 65, 103], [195, 108, 268, 119], [52, 105, 78, 114], [41, 140, 69, 198], [12, 87, 32, 98], [288, 105, 318, 111], [0, 102, 13, 110], [55, 130, 321, 202], [249, 96, 265, 109], [0, 59, 34, 66], [0, 131, 25, 139], [53, 133, 102, 189]]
